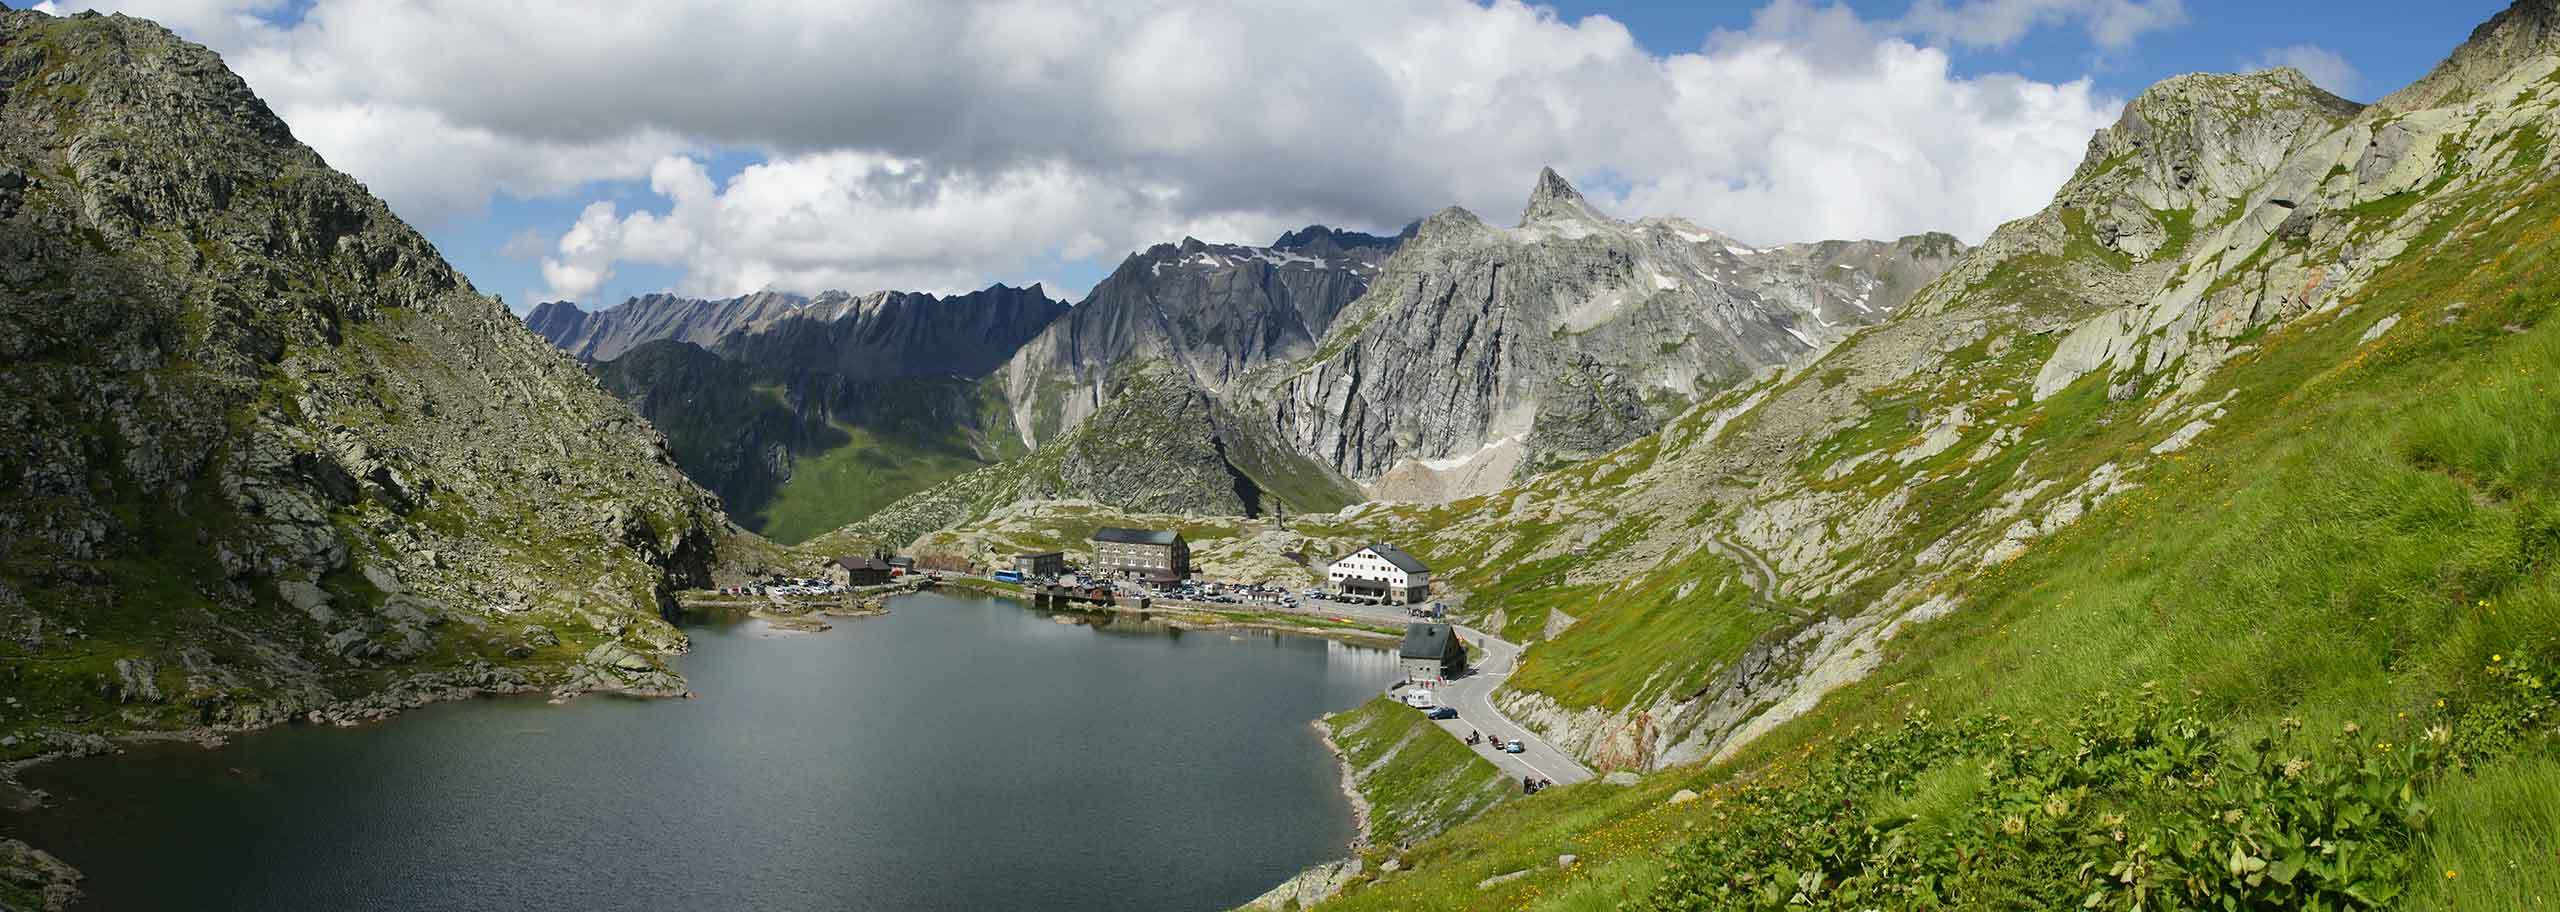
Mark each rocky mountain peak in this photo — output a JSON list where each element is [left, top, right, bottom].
[[1272, 224, 1398, 257], [1521, 166, 1604, 225], [2379, 0, 2560, 113], [1412, 205, 1491, 243], [2058, 68, 2361, 215]]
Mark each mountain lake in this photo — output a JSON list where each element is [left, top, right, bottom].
[[3, 590, 1405, 910]]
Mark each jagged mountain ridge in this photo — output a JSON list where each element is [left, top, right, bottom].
[[1000, 225, 1400, 447], [528, 282, 1067, 378], [829, 173, 1964, 548], [1254, 168, 1966, 501], [0, 4, 770, 765]]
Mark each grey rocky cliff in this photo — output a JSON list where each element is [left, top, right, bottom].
[[1000, 226, 1398, 446], [1257, 168, 1964, 501], [0, 7, 775, 762], [530, 283, 1066, 377]]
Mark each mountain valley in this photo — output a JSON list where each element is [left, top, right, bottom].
[[5, 1, 2560, 909]]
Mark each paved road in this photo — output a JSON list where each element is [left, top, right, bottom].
[[975, 579, 1597, 785], [1270, 595, 1592, 785], [1416, 626, 1595, 785]]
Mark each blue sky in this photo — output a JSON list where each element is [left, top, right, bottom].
[[1549, 1, 2486, 99], [47, 0, 2511, 313]]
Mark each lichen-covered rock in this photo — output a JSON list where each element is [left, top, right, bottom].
[[0, 837, 81, 911]]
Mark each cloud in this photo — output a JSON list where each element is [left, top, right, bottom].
[[37, 0, 2130, 302], [1897, 0, 2186, 50], [2251, 44, 2363, 98]]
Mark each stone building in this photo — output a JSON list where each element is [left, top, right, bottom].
[[1091, 527, 1191, 582], [1013, 551, 1067, 577], [830, 555, 894, 587], [1328, 544, 1431, 604], [1398, 622, 1467, 683]]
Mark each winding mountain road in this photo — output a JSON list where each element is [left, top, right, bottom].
[[1292, 595, 1593, 785], [1427, 626, 1594, 785]]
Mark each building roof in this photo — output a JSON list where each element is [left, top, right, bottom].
[[1092, 527, 1182, 546], [1339, 543, 1428, 574], [1400, 622, 1461, 660], [1017, 551, 1064, 559], [833, 555, 892, 572]]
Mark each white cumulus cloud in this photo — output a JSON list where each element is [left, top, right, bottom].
[[34, 0, 2141, 303], [2251, 44, 2364, 98], [1897, 0, 2187, 50]]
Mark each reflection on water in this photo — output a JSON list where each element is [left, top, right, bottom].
[[4, 591, 1402, 911]]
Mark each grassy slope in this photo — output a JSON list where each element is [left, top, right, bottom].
[[595, 346, 1021, 546], [1312, 155, 2560, 910], [753, 422, 1000, 545], [1326, 697, 1518, 852]]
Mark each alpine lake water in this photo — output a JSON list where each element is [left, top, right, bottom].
[[4, 590, 1406, 910]]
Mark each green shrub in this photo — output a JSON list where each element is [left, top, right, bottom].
[[1633, 666, 2556, 912]]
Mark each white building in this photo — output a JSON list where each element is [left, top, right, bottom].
[[1328, 544, 1431, 605]]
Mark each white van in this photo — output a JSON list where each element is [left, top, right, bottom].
[[1399, 689, 1436, 708]]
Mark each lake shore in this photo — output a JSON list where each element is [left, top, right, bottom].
[[8, 591, 1399, 910], [939, 576, 1403, 647]]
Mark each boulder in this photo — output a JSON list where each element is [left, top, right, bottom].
[[1603, 770, 1640, 786], [111, 657, 162, 703], [1669, 788, 1701, 805], [277, 580, 333, 624]]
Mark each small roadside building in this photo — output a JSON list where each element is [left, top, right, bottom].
[[1399, 622, 1467, 683], [830, 555, 894, 588], [1091, 527, 1191, 581], [1328, 543, 1431, 604], [887, 555, 916, 576], [1013, 551, 1067, 577]]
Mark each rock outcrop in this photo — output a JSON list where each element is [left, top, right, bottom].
[[1001, 226, 1399, 446], [0, 8, 769, 752], [1258, 168, 1963, 500]]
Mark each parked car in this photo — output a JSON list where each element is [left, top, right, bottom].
[[1502, 739, 1525, 754], [1426, 706, 1458, 720]]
